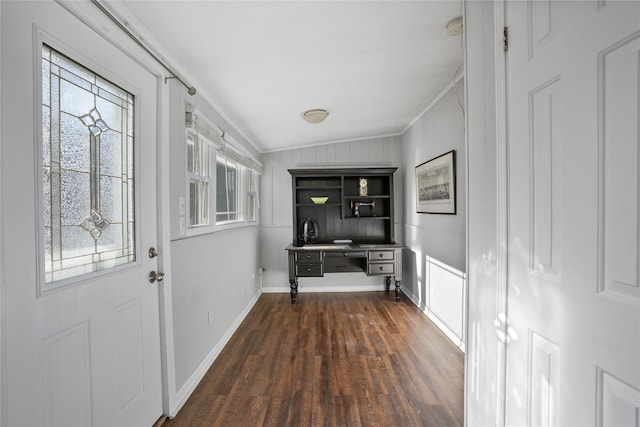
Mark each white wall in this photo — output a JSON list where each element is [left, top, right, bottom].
[[400, 80, 467, 348], [170, 226, 260, 387], [166, 79, 262, 412], [259, 137, 403, 292]]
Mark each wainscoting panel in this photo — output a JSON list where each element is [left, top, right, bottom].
[[403, 254, 466, 350], [429, 256, 466, 342], [43, 322, 93, 426], [596, 367, 640, 426], [598, 31, 640, 301]]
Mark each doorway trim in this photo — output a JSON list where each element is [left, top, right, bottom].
[[462, 0, 509, 424]]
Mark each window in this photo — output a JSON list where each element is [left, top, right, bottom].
[[246, 169, 259, 222], [186, 130, 213, 227], [185, 106, 261, 233], [216, 157, 241, 224], [41, 44, 136, 284]]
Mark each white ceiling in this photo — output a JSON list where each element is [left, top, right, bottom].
[[117, 1, 463, 153]]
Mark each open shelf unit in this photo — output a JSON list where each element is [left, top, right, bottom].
[[289, 168, 397, 246]]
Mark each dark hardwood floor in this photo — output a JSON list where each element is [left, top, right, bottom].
[[163, 292, 464, 426]]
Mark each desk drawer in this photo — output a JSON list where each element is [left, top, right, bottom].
[[367, 262, 394, 275], [324, 250, 367, 258], [368, 250, 395, 261], [295, 251, 322, 262], [296, 263, 323, 277]]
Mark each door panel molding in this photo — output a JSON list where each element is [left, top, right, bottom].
[[43, 321, 93, 426], [597, 30, 640, 302], [596, 367, 640, 426], [527, 0, 555, 60], [527, 329, 559, 427], [528, 75, 562, 278]]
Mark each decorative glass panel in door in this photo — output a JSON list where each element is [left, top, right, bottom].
[[42, 44, 135, 285]]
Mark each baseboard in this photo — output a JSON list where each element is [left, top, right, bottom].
[[261, 285, 386, 294], [169, 289, 262, 417], [403, 287, 465, 352]]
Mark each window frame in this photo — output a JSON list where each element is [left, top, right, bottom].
[[246, 168, 259, 224], [184, 129, 216, 237], [215, 154, 243, 226], [185, 129, 214, 233], [184, 106, 261, 236], [38, 42, 139, 291]]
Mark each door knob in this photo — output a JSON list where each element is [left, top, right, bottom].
[[148, 247, 158, 258], [149, 271, 164, 283]]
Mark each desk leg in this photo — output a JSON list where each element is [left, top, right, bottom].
[[394, 280, 401, 301], [290, 278, 299, 304], [385, 276, 391, 293]]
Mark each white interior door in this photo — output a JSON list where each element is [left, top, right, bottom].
[[1, 2, 163, 425], [505, 1, 640, 425]]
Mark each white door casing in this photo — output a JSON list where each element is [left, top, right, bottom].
[[505, 1, 640, 425], [1, 1, 163, 426]]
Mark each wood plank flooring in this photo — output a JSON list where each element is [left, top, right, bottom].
[[163, 292, 464, 426]]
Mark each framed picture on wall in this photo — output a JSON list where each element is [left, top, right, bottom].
[[415, 150, 456, 214]]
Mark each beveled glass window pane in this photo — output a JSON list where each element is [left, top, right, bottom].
[[42, 45, 135, 284]]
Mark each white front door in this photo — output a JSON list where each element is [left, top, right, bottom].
[[505, 1, 640, 425], [1, 2, 163, 425]]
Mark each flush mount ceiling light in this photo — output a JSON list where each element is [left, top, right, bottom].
[[301, 109, 329, 124], [446, 16, 463, 36]]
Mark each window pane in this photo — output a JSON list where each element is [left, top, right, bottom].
[[187, 132, 211, 228], [216, 159, 239, 223], [187, 133, 195, 174], [189, 179, 208, 226], [247, 194, 256, 222], [42, 45, 135, 284], [227, 167, 237, 213], [199, 137, 209, 178]]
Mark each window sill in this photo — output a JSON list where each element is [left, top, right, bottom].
[[180, 220, 259, 241]]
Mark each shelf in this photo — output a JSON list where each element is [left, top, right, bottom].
[[344, 216, 391, 220], [296, 185, 342, 190], [343, 195, 390, 199], [296, 203, 342, 207]]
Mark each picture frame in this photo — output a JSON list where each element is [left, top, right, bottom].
[[415, 150, 456, 214]]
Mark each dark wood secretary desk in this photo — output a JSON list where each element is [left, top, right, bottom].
[[286, 168, 403, 304]]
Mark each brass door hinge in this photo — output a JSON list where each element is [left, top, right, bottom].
[[503, 26, 509, 52]]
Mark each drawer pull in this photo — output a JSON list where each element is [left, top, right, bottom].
[[306, 254, 311, 259], [379, 266, 384, 271], [379, 253, 384, 258], [307, 268, 312, 272], [343, 252, 348, 257]]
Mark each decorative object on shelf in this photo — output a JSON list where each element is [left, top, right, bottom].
[[415, 150, 456, 214], [358, 177, 368, 196], [310, 196, 329, 204], [298, 217, 318, 244], [351, 200, 376, 217]]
